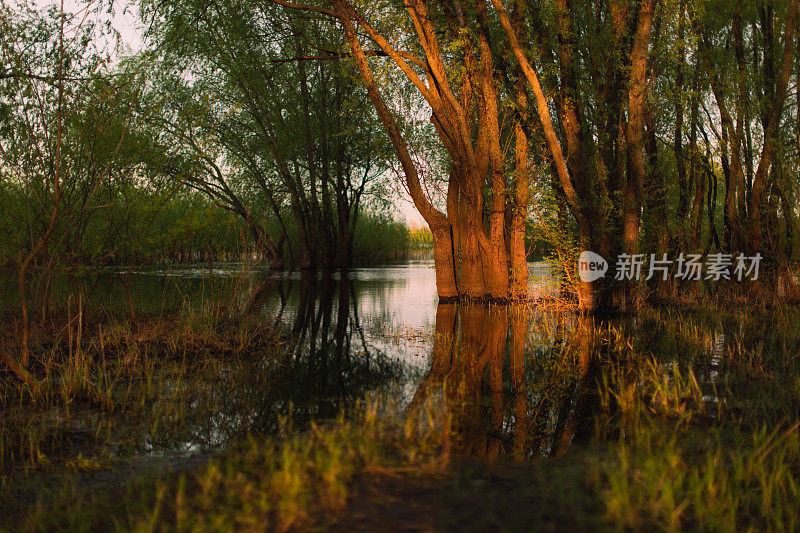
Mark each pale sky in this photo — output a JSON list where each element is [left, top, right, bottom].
[[25, 0, 144, 54]]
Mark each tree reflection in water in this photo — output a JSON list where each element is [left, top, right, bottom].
[[261, 271, 408, 422], [408, 303, 603, 460], [149, 266, 730, 460], [144, 272, 405, 455], [13, 264, 734, 465]]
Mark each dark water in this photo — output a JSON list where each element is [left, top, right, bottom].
[[3, 259, 743, 461], [214, 260, 743, 460]]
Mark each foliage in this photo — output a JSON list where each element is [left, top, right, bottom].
[[136, 0, 398, 268]]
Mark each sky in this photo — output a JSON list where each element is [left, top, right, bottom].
[[26, 0, 144, 54]]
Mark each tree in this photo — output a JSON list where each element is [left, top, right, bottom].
[[140, 0, 396, 269], [277, 0, 800, 310]]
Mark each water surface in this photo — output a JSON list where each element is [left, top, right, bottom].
[[1, 259, 736, 461]]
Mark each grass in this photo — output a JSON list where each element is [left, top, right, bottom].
[[0, 303, 285, 470], [134, 400, 451, 531], [598, 423, 800, 531], [4, 301, 800, 531], [589, 305, 800, 530], [8, 396, 453, 531], [0, 299, 301, 532]]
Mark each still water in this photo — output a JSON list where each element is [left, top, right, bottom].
[[1, 259, 732, 461], [115, 259, 724, 457]]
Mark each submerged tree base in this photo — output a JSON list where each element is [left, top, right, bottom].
[[437, 294, 530, 305]]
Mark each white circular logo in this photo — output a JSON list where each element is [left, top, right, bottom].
[[578, 251, 608, 282]]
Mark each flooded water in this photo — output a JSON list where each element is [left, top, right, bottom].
[[0, 259, 759, 462], [5, 258, 800, 533]]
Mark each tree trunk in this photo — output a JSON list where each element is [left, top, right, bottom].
[[334, 1, 457, 298], [432, 221, 459, 300], [459, 220, 487, 299], [749, 0, 799, 253], [509, 81, 530, 300], [621, 0, 657, 310], [477, 0, 510, 299]]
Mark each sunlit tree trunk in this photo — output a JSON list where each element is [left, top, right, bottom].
[[621, 0, 657, 310], [509, 80, 530, 300], [333, 1, 458, 298], [476, 0, 509, 300], [492, 0, 600, 312]]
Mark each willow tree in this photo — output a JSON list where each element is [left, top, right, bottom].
[[269, 0, 536, 300], [0, 0, 124, 386], [489, 0, 659, 311], [273, 0, 659, 309], [271, 0, 800, 309], [142, 0, 395, 269], [689, 0, 799, 262]]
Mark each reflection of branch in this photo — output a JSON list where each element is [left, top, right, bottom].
[[348, 279, 371, 359], [241, 277, 281, 316], [274, 282, 287, 327]]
